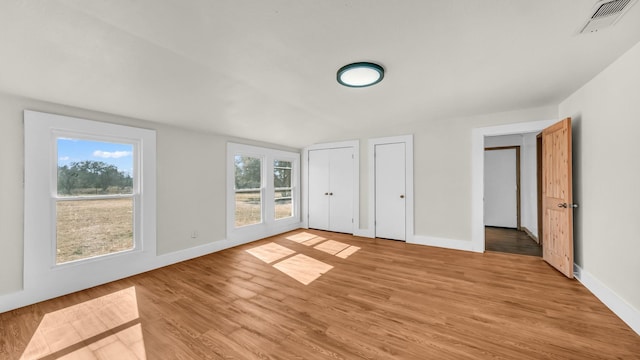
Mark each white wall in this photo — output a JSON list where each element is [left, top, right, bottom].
[[0, 92, 299, 298], [353, 105, 557, 243], [521, 133, 538, 239], [484, 133, 539, 238], [484, 148, 518, 228], [559, 40, 640, 317]]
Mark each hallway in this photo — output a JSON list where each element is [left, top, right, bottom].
[[485, 227, 542, 257]]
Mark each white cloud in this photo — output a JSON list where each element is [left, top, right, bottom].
[[93, 150, 132, 159], [59, 156, 70, 161]]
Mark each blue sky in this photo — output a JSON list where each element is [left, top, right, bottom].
[[57, 138, 134, 174]]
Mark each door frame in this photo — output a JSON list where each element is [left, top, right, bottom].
[[484, 146, 521, 230], [536, 133, 543, 245], [471, 119, 556, 252], [302, 140, 360, 234], [367, 135, 414, 241]]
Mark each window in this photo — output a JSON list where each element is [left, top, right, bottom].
[[55, 138, 136, 264], [227, 143, 300, 242], [24, 110, 156, 299], [234, 155, 262, 227], [274, 160, 293, 220]]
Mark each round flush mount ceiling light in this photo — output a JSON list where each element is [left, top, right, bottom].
[[337, 62, 384, 88]]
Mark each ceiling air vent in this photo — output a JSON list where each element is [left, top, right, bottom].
[[580, 0, 638, 33]]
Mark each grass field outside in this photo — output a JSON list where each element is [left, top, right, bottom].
[[235, 190, 293, 227], [56, 192, 293, 264], [56, 198, 133, 264]]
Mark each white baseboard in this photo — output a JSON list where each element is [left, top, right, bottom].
[[574, 264, 640, 336], [353, 228, 375, 238], [521, 226, 539, 243], [0, 236, 255, 314], [409, 235, 475, 252], [153, 238, 249, 267]]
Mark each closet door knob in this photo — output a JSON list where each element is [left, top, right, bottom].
[[400, 195, 405, 199], [329, 192, 333, 196], [324, 192, 329, 195]]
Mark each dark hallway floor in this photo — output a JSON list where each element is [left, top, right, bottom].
[[485, 227, 542, 257]]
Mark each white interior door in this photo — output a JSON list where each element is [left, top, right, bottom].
[[375, 143, 406, 241], [308, 149, 329, 230], [328, 147, 354, 233], [484, 148, 518, 228]]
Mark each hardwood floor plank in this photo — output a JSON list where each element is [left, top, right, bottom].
[[485, 226, 542, 256], [1, 229, 638, 359]]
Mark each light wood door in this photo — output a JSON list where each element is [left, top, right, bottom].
[[375, 142, 406, 241], [542, 118, 574, 278]]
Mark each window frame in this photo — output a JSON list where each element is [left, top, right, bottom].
[[52, 131, 140, 265], [273, 159, 294, 221], [227, 143, 301, 242], [233, 154, 264, 228], [24, 110, 156, 301]]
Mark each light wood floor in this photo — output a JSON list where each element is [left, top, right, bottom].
[[485, 226, 543, 257], [1, 229, 638, 359]]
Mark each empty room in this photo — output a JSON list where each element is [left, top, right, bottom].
[[1, 1, 640, 359]]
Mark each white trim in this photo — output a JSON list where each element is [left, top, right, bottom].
[[368, 135, 414, 241], [471, 119, 556, 253], [23, 110, 157, 308], [226, 142, 301, 243], [354, 229, 375, 238], [0, 235, 262, 313], [409, 235, 474, 252], [574, 264, 640, 336], [302, 140, 359, 234]]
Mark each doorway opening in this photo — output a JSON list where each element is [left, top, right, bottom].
[[472, 119, 558, 253], [483, 133, 541, 256], [473, 118, 574, 278], [484, 142, 542, 256]]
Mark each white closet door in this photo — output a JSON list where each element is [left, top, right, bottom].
[[484, 149, 518, 228], [308, 149, 330, 230], [375, 143, 406, 240], [329, 147, 354, 233]]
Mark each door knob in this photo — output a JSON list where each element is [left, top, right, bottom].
[[324, 192, 329, 195], [400, 195, 405, 199], [329, 192, 333, 196]]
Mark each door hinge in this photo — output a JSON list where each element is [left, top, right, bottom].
[[352, 218, 354, 223]]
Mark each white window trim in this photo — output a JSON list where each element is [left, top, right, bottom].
[[24, 110, 157, 305], [226, 142, 301, 243], [52, 130, 141, 265]]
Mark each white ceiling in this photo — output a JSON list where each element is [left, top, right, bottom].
[[1, 0, 640, 148]]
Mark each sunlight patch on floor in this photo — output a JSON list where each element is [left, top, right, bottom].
[[272, 254, 333, 285], [21, 287, 146, 360], [335, 245, 361, 259], [313, 239, 360, 258], [300, 236, 326, 246], [314, 239, 350, 255], [285, 232, 318, 243], [245, 242, 295, 264], [246, 232, 361, 285]]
